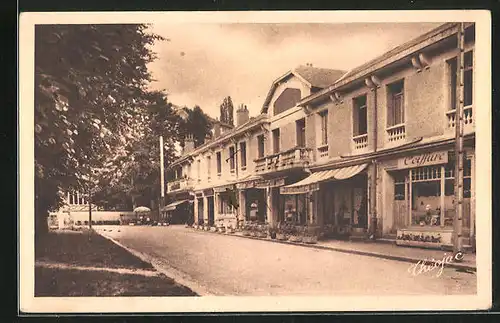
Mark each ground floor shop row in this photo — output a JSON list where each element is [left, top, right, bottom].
[[166, 145, 475, 249]]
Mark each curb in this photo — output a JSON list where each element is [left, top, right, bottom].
[[97, 231, 217, 296], [190, 228, 477, 272]]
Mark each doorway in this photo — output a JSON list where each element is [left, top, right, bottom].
[[207, 196, 215, 226], [197, 198, 204, 225]]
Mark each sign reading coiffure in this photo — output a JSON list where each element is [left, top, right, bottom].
[[397, 151, 448, 169]]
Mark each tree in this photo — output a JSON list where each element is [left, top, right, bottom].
[[219, 96, 234, 126], [34, 24, 164, 239], [179, 105, 213, 148]]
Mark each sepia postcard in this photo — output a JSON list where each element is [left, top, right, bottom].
[[19, 10, 492, 313]]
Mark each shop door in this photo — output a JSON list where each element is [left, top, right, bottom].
[[392, 172, 409, 233], [207, 196, 214, 226]]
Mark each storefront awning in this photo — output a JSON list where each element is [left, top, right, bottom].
[[280, 163, 368, 195], [162, 200, 189, 212]]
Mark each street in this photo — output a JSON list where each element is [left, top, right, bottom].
[[96, 225, 477, 296]]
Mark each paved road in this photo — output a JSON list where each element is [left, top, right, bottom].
[[96, 225, 476, 296]]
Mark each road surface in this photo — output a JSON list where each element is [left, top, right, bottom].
[[96, 225, 476, 296]]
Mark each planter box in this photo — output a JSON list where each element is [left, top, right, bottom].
[[276, 233, 288, 241], [303, 236, 318, 244], [242, 231, 251, 236], [289, 236, 302, 243]]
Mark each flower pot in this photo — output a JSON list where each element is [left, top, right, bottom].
[[289, 235, 302, 243], [270, 232, 277, 239], [243, 231, 251, 236], [210, 227, 217, 232]]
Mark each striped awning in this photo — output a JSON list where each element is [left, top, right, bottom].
[[162, 200, 189, 212], [280, 163, 368, 195]]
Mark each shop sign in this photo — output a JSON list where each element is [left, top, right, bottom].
[[203, 189, 214, 196], [397, 151, 448, 170], [237, 180, 256, 190], [195, 192, 203, 198], [255, 177, 286, 189], [214, 184, 236, 193]]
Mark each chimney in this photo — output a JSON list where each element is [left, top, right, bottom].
[[213, 118, 221, 138], [236, 104, 250, 127], [184, 134, 195, 154]]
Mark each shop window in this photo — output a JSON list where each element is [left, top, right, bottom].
[[387, 80, 405, 127], [282, 194, 307, 225]]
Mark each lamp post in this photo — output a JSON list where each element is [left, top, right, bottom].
[[160, 135, 165, 223], [452, 22, 466, 259]]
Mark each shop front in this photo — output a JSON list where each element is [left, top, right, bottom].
[[382, 149, 474, 248], [280, 163, 369, 238]]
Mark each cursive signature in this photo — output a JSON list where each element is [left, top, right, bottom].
[[408, 252, 464, 278]]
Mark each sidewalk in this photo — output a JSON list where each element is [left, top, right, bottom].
[[194, 228, 476, 272], [35, 228, 197, 296]]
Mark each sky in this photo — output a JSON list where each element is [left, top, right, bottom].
[[147, 22, 442, 120]]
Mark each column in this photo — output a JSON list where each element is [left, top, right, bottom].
[[266, 187, 273, 226], [203, 195, 209, 224], [238, 190, 246, 224], [193, 196, 199, 225]]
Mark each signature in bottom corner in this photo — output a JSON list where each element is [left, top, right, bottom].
[[407, 252, 465, 278]]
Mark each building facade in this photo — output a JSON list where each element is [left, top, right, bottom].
[[165, 22, 476, 250]]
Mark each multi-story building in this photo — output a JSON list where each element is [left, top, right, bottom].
[[166, 22, 476, 249]]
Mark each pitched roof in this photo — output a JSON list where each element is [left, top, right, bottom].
[[294, 65, 346, 89], [261, 65, 346, 113]]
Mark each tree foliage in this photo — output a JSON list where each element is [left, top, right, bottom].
[[34, 24, 165, 235], [178, 105, 213, 148]]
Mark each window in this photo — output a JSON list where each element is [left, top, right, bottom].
[[296, 118, 306, 147], [353, 95, 368, 136], [240, 142, 247, 169], [257, 135, 265, 158], [272, 128, 280, 154], [206, 156, 211, 179], [216, 152, 222, 175], [448, 57, 457, 111], [394, 172, 406, 201], [319, 111, 328, 145], [229, 146, 235, 171], [387, 80, 405, 127], [464, 50, 473, 107], [187, 164, 192, 178]]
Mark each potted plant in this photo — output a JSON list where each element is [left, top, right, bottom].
[[257, 224, 268, 238], [242, 224, 251, 236], [302, 226, 319, 244], [269, 225, 277, 239], [288, 225, 303, 243]]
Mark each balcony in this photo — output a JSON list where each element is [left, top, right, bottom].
[[352, 133, 368, 150], [386, 123, 406, 142], [254, 147, 312, 175], [167, 177, 195, 193], [446, 106, 474, 133]]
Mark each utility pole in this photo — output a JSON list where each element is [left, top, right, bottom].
[[88, 170, 92, 231], [160, 135, 165, 223], [453, 22, 465, 259]]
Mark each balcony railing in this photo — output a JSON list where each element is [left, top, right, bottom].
[[386, 123, 406, 142], [317, 144, 329, 159], [167, 177, 195, 193], [254, 147, 312, 175], [352, 133, 368, 150], [446, 106, 474, 130]]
